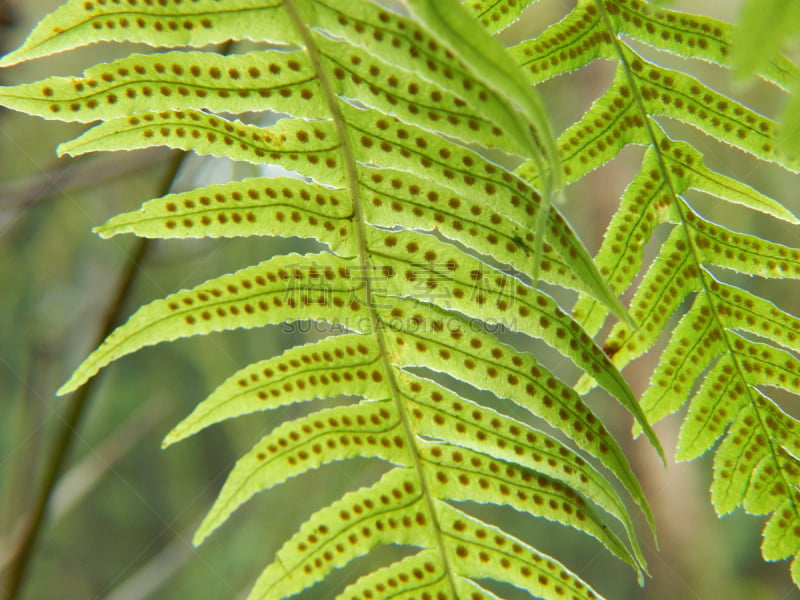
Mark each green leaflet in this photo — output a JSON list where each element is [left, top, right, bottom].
[[709, 401, 786, 516], [340, 104, 629, 320], [571, 149, 677, 336], [590, 227, 703, 376], [610, 0, 798, 89], [708, 278, 800, 352], [512, 0, 800, 180], [729, 338, 800, 396], [571, 133, 797, 338], [686, 207, 800, 278], [509, 0, 798, 90], [96, 177, 356, 254], [622, 47, 800, 173], [664, 140, 799, 224], [0, 50, 326, 123], [405, 0, 559, 172], [58, 110, 347, 186], [763, 496, 800, 565], [0, 0, 299, 68], [508, 1, 613, 86], [2, 0, 628, 319], [335, 550, 451, 600], [52, 78, 626, 317], [404, 0, 558, 160]]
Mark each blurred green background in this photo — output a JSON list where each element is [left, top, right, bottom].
[[0, 1, 798, 599]]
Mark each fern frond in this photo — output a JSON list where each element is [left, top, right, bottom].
[[0, 0, 661, 598], [511, 0, 800, 586]]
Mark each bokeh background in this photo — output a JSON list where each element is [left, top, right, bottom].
[[1, 1, 798, 599]]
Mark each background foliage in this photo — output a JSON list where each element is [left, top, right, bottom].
[[0, 1, 798, 599]]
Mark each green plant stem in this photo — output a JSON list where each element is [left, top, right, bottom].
[[2, 150, 186, 600]]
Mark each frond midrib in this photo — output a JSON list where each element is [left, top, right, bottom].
[[283, 1, 460, 596]]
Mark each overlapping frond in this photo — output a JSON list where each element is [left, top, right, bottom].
[[509, 0, 800, 585], [0, 1, 663, 599], [731, 0, 800, 158]]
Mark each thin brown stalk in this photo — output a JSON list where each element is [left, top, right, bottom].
[[1, 150, 185, 600]]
